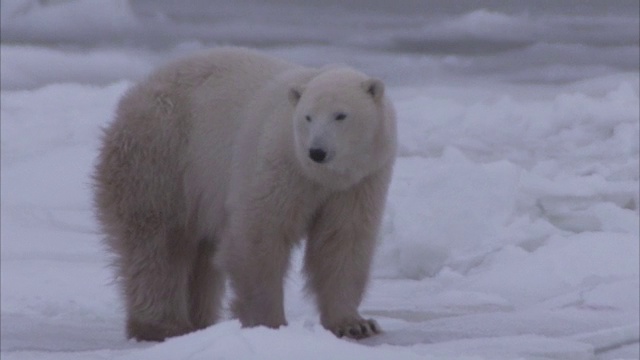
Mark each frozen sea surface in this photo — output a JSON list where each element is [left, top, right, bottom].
[[1, 1, 639, 359]]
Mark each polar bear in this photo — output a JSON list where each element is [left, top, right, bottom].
[[93, 47, 397, 342]]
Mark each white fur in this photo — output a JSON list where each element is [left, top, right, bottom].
[[93, 47, 397, 341]]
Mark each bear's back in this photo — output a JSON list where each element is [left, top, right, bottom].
[[96, 48, 302, 243]]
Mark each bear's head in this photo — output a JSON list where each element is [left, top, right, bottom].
[[289, 68, 397, 190]]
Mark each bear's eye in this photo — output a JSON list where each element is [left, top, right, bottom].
[[305, 115, 312, 122], [335, 113, 347, 121]]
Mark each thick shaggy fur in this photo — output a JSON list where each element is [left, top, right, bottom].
[[93, 47, 397, 341]]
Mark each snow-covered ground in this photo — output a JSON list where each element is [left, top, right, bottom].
[[2, 1, 639, 359]]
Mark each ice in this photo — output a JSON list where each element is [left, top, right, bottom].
[[414, 335, 596, 360], [0, 46, 152, 90], [2, 1, 639, 359], [377, 150, 522, 279], [1, 0, 137, 45]]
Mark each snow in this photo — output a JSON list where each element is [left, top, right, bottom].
[[1, 1, 638, 359]]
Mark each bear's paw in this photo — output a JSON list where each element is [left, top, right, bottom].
[[331, 318, 380, 340]]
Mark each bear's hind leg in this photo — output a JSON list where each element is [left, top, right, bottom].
[[120, 230, 195, 341], [188, 239, 225, 330]]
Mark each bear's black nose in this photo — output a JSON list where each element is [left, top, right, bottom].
[[309, 148, 327, 163]]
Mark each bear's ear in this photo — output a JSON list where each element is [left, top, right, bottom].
[[362, 78, 385, 102], [288, 86, 304, 106]]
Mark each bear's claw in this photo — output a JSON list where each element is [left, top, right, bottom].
[[332, 319, 380, 340]]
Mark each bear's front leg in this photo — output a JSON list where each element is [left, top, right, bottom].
[[304, 171, 390, 340], [304, 214, 380, 339], [222, 221, 293, 329]]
